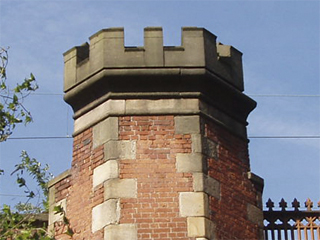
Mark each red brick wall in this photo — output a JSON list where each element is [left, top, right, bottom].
[[54, 128, 105, 240], [52, 115, 260, 240], [119, 116, 194, 240], [205, 120, 260, 239]]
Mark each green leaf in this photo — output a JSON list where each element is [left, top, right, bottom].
[[17, 177, 26, 187], [53, 205, 63, 214]]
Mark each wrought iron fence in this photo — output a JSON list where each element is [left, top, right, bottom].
[[263, 198, 320, 240]]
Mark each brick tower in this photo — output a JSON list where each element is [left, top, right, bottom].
[[48, 27, 264, 240]]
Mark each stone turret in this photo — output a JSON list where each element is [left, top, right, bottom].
[[48, 27, 264, 240]]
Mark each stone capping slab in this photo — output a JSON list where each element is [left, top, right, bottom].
[[74, 99, 125, 136], [193, 173, 220, 199], [125, 99, 199, 115], [93, 117, 118, 149], [179, 192, 209, 217], [104, 178, 137, 200], [48, 169, 71, 188], [92, 160, 119, 189], [187, 217, 215, 239], [104, 140, 136, 161], [71, 95, 251, 140], [176, 153, 204, 173], [92, 199, 120, 233], [174, 115, 200, 134], [247, 203, 264, 227], [248, 171, 264, 193], [73, 98, 200, 136], [104, 223, 138, 240]]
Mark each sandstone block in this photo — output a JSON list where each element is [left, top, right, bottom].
[[193, 173, 220, 199], [104, 140, 136, 160], [104, 223, 138, 240], [74, 100, 125, 135], [179, 192, 209, 217], [175, 115, 200, 134], [104, 178, 137, 200], [49, 198, 66, 225], [187, 217, 215, 239], [125, 99, 199, 115], [247, 203, 264, 227], [176, 153, 204, 173], [191, 134, 202, 153], [92, 160, 119, 188], [92, 199, 120, 232], [93, 117, 118, 148]]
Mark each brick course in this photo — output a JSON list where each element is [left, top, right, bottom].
[[205, 120, 261, 239], [51, 115, 262, 240], [119, 116, 194, 240], [53, 129, 105, 240]]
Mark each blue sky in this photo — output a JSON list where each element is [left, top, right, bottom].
[[0, 1, 319, 210]]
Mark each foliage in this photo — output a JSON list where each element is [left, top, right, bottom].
[[0, 204, 53, 240], [0, 152, 55, 239], [0, 48, 73, 239], [11, 151, 53, 211], [0, 47, 38, 142]]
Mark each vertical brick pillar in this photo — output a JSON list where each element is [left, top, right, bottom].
[[48, 27, 264, 240]]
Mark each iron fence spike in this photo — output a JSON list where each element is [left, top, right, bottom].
[[305, 198, 313, 211], [279, 198, 287, 211], [266, 198, 274, 211], [292, 198, 300, 211]]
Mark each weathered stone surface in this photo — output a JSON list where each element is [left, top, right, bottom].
[[187, 217, 215, 239], [144, 27, 164, 66], [175, 115, 200, 134], [247, 203, 264, 227], [93, 117, 118, 148], [193, 173, 220, 199], [92, 160, 119, 188], [104, 224, 138, 240], [104, 178, 137, 200], [179, 192, 209, 217], [203, 138, 218, 159], [191, 134, 202, 153], [104, 140, 136, 160], [125, 99, 199, 115], [48, 169, 71, 188], [92, 199, 120, 232], [176, 153, 204, 173], [74, 100, 125, 135]]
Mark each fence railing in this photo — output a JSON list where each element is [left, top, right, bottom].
[[263, 198, 320, 240]]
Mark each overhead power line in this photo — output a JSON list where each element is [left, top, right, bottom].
[[249, 136, 320, 139], [248, 94, 320, 98], [5, 136, 72, 140], [0, 194, 27, 197], [3, 135, 320, 140], [30, 92, 320, 98]]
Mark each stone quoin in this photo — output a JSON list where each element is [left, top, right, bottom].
[[48, 27, 264, 240]]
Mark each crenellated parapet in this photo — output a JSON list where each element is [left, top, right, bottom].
[[63, 27, 256, 135], [64, 27, 244, 93]]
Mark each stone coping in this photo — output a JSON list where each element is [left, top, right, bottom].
[[48, 169, 71, 188], [64, 27, 244, 93], [64, 67, 256, 124]]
